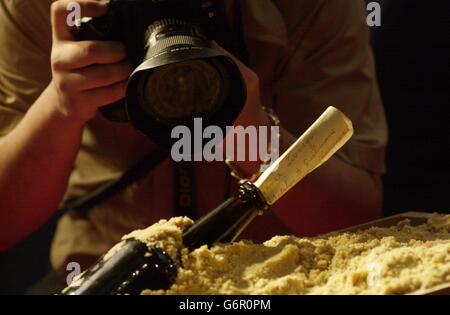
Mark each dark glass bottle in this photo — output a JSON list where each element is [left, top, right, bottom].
[[62, 181, 268, 295]]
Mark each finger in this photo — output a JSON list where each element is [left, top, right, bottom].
[[51, 0, 108, 41], [52, 41, 127, 70], [81, 80, 128, 107], [62, 60, 133, 90]]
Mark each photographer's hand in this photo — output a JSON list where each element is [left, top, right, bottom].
[[211, 42, 295, 177], [50, 0, 132, 123]]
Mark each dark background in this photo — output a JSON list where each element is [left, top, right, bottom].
[[0, 0, 449, 294], [371, 0, 449, 215]]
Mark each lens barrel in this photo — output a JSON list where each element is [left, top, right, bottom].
[[145, 19, 209, 59], [126, 18, 246, 148]]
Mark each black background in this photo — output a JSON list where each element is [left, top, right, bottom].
[[372, 0, 450, 215]]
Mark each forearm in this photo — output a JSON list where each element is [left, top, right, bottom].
[[271, 155, 382, 236], [0, 82, 85, 250]]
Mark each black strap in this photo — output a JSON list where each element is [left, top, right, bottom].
[[171, 2, 248, 218], [64, 149, 168, 216], [173, 161, 197, 220]]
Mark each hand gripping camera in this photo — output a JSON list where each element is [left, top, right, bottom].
[[76, 0, 247, 147]]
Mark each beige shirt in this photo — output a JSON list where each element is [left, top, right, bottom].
[[0, 0, 387, 272]]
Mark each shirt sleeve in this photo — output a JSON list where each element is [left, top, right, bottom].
[[273, 0, 388, 174], [0, 0, 53, 137]]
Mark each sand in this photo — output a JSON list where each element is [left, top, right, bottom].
[[123, 215, 450, 295]]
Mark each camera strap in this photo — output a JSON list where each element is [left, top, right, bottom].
[[173, 161, 197, 220], [172, 1, 248, 219], [66, 150, 198, 220], [171, 0, 249, 218], [63, 149, 169, 217]]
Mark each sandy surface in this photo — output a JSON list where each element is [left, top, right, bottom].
[[129, 215, 450, 295]]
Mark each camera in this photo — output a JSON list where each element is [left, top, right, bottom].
[[76, 0, 247, 148]]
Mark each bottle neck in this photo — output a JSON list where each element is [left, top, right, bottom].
[[182, 181, 269, 250]]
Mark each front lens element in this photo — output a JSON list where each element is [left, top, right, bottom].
[[144, 60, 223, 121]]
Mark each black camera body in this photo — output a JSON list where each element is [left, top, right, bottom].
[[77, 0, 247, 148]]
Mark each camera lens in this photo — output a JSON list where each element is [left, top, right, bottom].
[[126, 18, 246, 147], [144, 59, 224, 121]]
